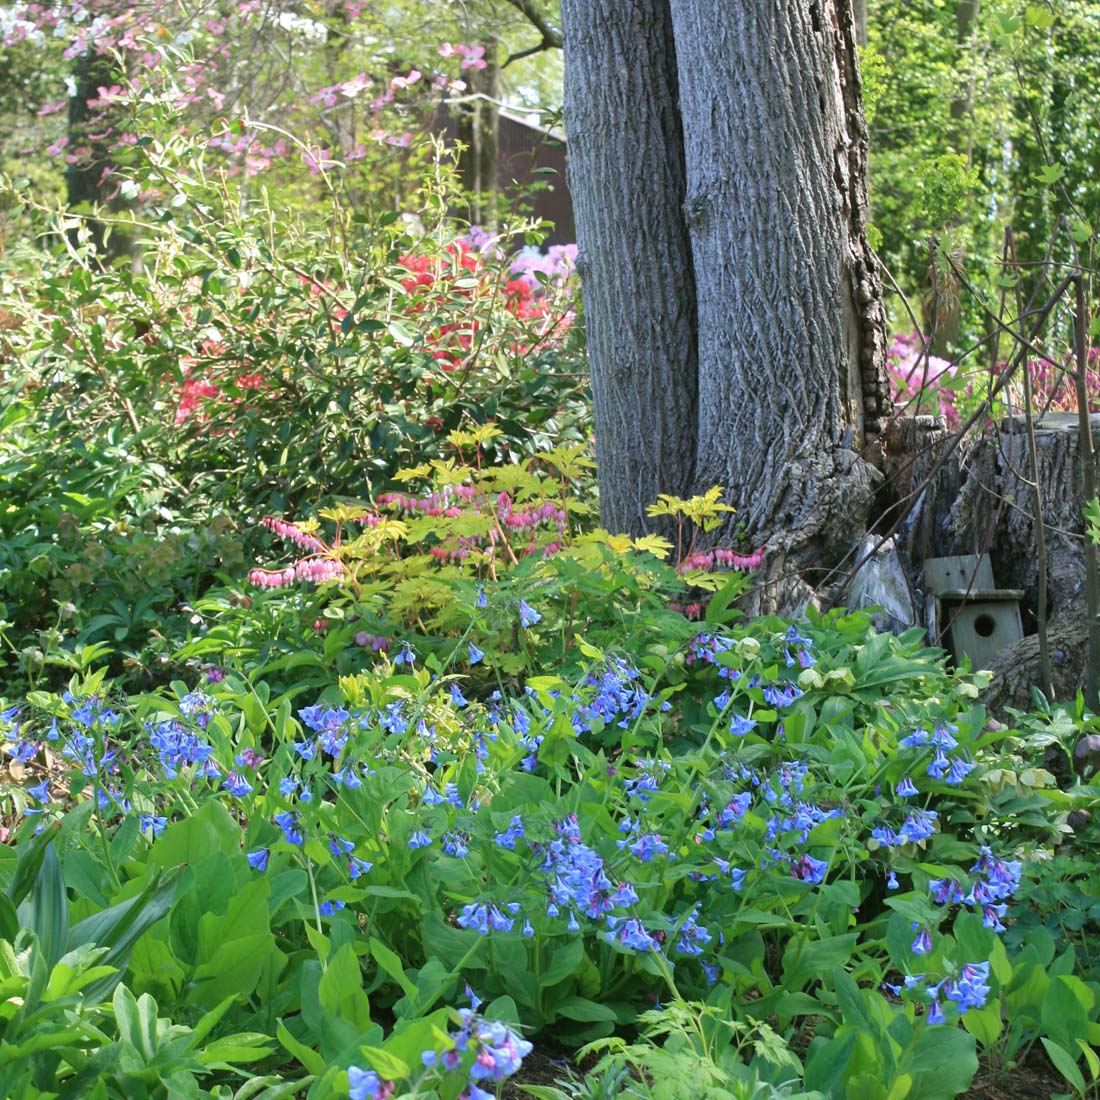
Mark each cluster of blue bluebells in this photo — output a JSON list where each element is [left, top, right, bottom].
[[885, 961, 994, 1024], [866, 714, 1019, 1022], [0, 610, 1031, 1039], [0, 626, 882, 993], [2, 693, 134, 828], [891, 845, 1021, 1019], [345, 989, 532, 1100]]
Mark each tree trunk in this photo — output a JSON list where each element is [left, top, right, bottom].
[[67, 50, 131, 261], [561, 0, 699, 536], [674, 0, 888, 556], [562, 0, 889, 606], [853, 0, 867, 48], [458, 39, 501, 229], [928, 0, 981, 360]]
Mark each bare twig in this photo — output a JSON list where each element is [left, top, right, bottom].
[[501, 0, 563, 50], [1007, 227, 1053, 698], [1073, 270, 1100, 709]]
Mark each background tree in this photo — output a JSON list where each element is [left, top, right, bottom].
[[561, 0, 890, 606]]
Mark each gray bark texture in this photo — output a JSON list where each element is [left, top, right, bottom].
[[562, 0, 889, 606], [560, 0, 698, 536]]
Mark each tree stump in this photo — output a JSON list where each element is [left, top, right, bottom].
[[982, 619, 1088, 714], [940, 412, 1097, 712], [875, 412, 1096, 712], [880, 414, 969, 570], [950, 413, 1096, 625]]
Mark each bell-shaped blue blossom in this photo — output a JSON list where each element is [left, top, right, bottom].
[[273, 811, 303, 846], [247, 848, 270, 872], [896, 775, 919, 798], [947, 962, 991, 1013], [348, 1067, 386, 1100], [139, 814, 167, 837], [912, 927, 933, 955]]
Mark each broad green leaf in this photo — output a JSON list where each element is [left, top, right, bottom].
[[18, 842, 69, 971], [0, 893, 18, 942], [1041, 974, 1093, 1053], [542, 938, 585, 986], [553, 996, 617, 1023], [781, 932, 858, 991], [69, 867, 182, 1002], [318, 943, 372, 1031], [6, 821, 62, 906], [962, 1003, 1003, 1050], [276, 1020, 326, 1076], [195, 1033, 274, 1066], [231, 1077, 315, 1100], [1042, 1038, 1086, 1093], [904, 1024, 977, 1100], [358, 1045, 411, 1080], [804, 1031, 856, 1094], [369, 936, 417, 1002], [188, 933, 276, 1009]]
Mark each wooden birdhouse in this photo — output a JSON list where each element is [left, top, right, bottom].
[[923, 555, 1024, 670]]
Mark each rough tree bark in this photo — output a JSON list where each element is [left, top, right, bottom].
[[560, 0, 699, 535], [562, 0, 889, 606]]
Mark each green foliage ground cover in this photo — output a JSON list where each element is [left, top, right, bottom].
[[2, 100, 1100, 1100]]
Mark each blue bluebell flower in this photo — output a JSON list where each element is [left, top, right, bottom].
[[222, 772, 253, 798], [518, 599, 541, 628], [247, 848, 270, 871], [494, 815, 525, 850], [947, 962, 991, 1013], [348, 857, 373, 879], [605, 916, 658, 951], [139, 814, 167, 837], [896, 776, 919, 798], [946, 757, 974, 785], [629, 833, 669, 862], [347, 1067, 384, 1100], [728, 713, 756, 737], [273, 811, 303, 846], [900, 728, 930, 748], [442, 831, 469, 857], [899, 808, 938, 843]]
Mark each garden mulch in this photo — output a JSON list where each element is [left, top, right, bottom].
[[965, 1057, 1069, 1100]]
